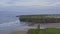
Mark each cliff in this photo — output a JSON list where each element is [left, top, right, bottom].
[[17, 14, 60, 23]]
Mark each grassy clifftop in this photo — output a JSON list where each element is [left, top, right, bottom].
[[19, 14, 60, 23]]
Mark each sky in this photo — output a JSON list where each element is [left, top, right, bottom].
[[0, 0, 60, 14]]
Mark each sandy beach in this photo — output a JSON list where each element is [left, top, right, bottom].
[[11, 31, 27, 34], [11, 23, 60, 34], [0, 23, 60, 34]]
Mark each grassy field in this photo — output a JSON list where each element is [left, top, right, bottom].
[[27, 28, 60, 34]]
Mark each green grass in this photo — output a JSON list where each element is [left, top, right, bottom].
[[27, 28, 60, 34]]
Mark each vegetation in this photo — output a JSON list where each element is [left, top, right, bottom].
[[18, 14, 60, 34], [19, 15, 60, 23], [27, 28, 60, 34]]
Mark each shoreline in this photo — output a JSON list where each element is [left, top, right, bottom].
[[0, 23, 60, 34]]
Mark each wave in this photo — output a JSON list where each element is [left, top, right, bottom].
[[0, 20, 20, 27], [0, 20, 27, 34], [0, 20, 30, 34]]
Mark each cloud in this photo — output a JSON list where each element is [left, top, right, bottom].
[[0, 0, 60, 13], [0, 0, 60, 7]]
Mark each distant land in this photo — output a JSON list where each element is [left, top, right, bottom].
[[17, 14, 60, 23], [17, 14, 60, 18]]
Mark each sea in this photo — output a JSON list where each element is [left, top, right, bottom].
[[0, 11, 31, 34]]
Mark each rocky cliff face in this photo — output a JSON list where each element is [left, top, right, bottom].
[[18, 14, 60, 23]]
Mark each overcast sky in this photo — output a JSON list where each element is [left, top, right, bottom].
[[0, 0, 60, 14]]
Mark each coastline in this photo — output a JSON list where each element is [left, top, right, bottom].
[[0, 23, 60, 34]]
